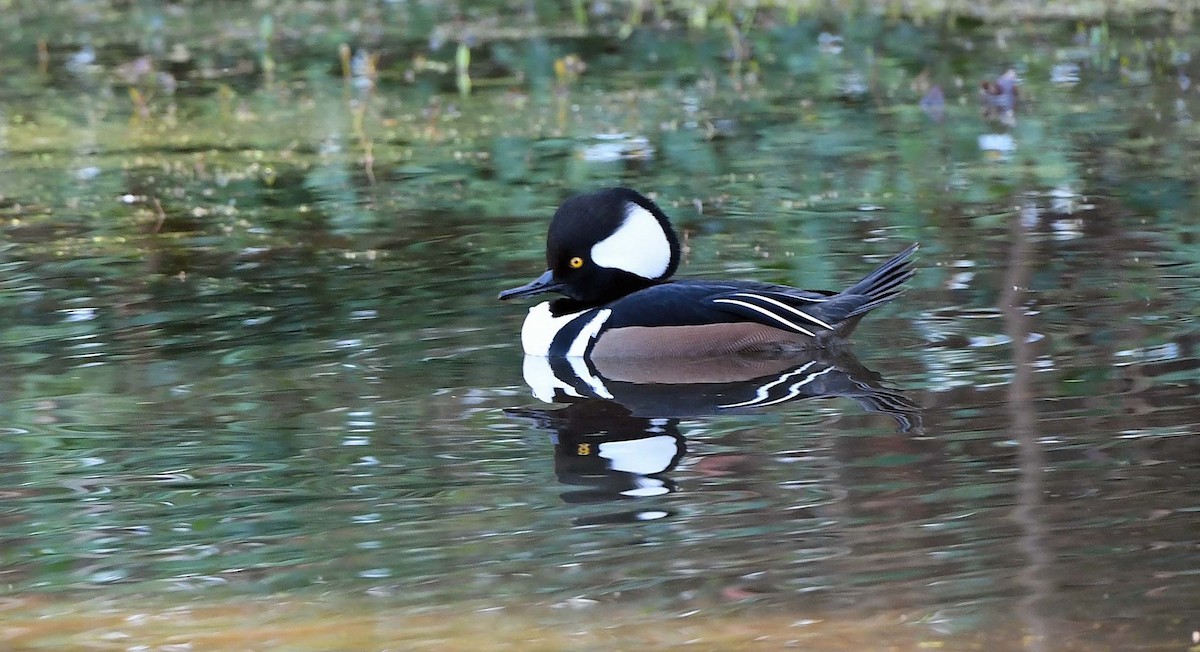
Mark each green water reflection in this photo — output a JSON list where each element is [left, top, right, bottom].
[[1, 2, 1198, 650]]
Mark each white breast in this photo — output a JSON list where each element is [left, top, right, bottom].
[[521, 354, 613, 403], [521, 302, 612, 357]]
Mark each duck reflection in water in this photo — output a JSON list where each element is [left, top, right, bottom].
[[507, 346, 920, 525]]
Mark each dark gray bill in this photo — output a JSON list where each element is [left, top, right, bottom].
[[498, 269, 562, 300]]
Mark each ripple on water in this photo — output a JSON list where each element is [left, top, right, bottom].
[[0, 10, 1198, 650]]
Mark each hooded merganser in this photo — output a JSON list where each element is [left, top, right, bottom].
[[499, 188, 917, 358]]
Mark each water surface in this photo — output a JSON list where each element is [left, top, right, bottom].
[[1, 3, 1197, 650]]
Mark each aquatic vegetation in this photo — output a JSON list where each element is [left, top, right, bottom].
[[0, 2, 1197, 651]]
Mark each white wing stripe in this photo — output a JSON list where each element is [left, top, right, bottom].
[[753, 367, 837, 407], [719, 362, 817, 408], [711, 299, 817, 336], [730, 292, 835, 330]]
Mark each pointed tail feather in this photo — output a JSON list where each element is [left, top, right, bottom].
[[841, 243, 918, 318]]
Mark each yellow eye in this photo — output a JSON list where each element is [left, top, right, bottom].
[[568, 256, 584, 269]]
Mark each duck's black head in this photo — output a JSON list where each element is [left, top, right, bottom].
[[499, 188, 681, 306]]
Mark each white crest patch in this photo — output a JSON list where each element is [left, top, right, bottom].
[[635, 509, 670, 519], [589, 202, 671, 279], [621, 479, 670, 498], [599, 435, 678, 476]]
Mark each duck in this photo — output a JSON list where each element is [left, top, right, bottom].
[[499, 187, 917, 358]]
